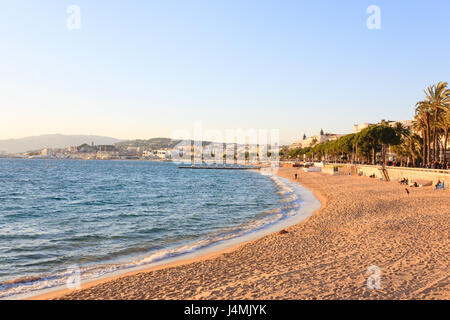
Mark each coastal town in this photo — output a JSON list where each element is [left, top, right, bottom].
[[0, 143, 172, 161], [3, 80, 449, 170], [0, 139, 265, 162], [1, 117, 448, 169], [285, 82, 450, 170]]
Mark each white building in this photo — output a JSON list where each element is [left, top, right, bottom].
[[289, 132, 344, 149], [40, 148, 53, 156], [353, 123, 374, 133], [143, 149, 171, 159], [155, 150, 171, 159], [354, 120, 414, 133]]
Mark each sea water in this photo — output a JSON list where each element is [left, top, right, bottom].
[[0, 159, 319, 298]]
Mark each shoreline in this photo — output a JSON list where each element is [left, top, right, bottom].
[[26, 236, 267, 300], [21, 170, 322, 300], [24, 167, 450, 299]]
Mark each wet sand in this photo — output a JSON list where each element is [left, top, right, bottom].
[[34, 167, 449, 300]]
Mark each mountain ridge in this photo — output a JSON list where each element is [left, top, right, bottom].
[[0, 134, 122, 154]]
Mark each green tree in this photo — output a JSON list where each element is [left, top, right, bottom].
[[423, 82, 449, 161], [415, 100, 433, 165]]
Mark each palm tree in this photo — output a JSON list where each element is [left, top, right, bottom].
[[424, 82, 449, 161], [408, 134, 422, 167], [392, 122, 412, 165], [394, 131, 422, 167], [444, 88, 450, 163], [412, 118, 426, 165], [437, 102, 450, 163], [415, 100, 433, 165], [393, 122, 410, 140]]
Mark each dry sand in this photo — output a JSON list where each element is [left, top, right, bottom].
[[37, 167, 449, 300]]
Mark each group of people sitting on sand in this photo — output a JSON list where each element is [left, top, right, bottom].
[[399, 178, 419, 188], [399, 178, 446, 190]]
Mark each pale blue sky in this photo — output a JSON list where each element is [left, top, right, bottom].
[[1, 0, 449, 144]]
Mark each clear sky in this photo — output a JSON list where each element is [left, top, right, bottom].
[[1, 0, 449, 144]]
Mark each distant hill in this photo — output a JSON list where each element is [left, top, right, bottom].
[[0, 134, 122, 154], [115, 137, 213, 150], [115, 138, 182, 150]]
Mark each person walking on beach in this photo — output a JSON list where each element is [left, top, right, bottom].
[[294, 173, 298, 180]]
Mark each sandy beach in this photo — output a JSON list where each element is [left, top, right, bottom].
[[34, 167, 449, 300]]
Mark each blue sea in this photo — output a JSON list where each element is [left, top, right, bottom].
[[0, 159, 318, 298]]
